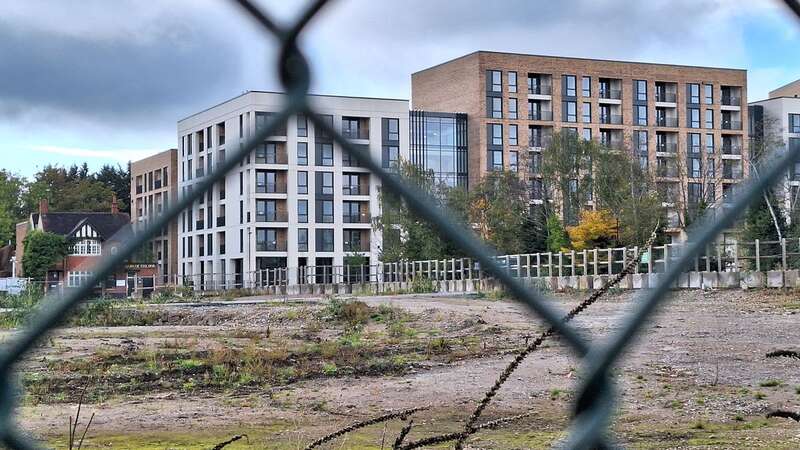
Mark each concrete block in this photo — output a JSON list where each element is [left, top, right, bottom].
[[701, 272, 718, 290], [784, 270, 799, 288], [617, 274, 632, 290], [676, 273, 689, 288], [557, 277, 570, 291], [578, 275, 593, 291], [718, 271, 739, 288], [569, 276, 581, 289], [647, 273, 662, 288], [767, 270, 784, 288], [741, 271, 765, 289], [592, 275, 608, 289], [631, 274, 648, 289], [688, 272, 702, 289]]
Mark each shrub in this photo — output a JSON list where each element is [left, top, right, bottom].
[[410, 277, 437, 294]]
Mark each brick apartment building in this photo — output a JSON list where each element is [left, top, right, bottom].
[[131, 149, 179, 283], [412, 51, 749, 238]]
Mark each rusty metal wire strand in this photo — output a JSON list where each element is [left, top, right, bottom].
[[303, 406, 428, 450]]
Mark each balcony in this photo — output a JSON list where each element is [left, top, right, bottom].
[[342, 127, 369, 140], [255, 152, 289, 165], [599, 89, 622, 100], [343, 185, 369, 195], [600, 114, 623, 125], [721, 120, 742, 130], [343, 213, 371, 224], [657, 166, 679, 178], [256, 241, 288, 252], [257, 211, 289, 223], [655, 117, 679, 127], [722, 145, 742, 155], [255, 182, 288, 194], [528, 110, 553, 121], [655, 92, 677, 103], [721, 95, 741, 106], [601, 139, 624, 150], [216, 216, 226, 227], [528, 84, 552, 95], [344, 240, 370, 252], [656, 143, 678, 154], [529, 136, 552, 149]]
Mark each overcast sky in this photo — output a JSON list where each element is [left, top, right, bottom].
[[2, 0, 799, 177]]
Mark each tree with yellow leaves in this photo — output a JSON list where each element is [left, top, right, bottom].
[[566, 210, 618, 250]]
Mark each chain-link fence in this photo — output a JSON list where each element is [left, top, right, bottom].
[[2, 0, 800, 448]]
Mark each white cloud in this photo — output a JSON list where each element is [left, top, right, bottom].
[[30, 146, 162, 163]]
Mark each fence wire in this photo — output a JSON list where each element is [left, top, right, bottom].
[[2, 0, 800, 448]]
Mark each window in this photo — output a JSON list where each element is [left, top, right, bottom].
[[256, 142, 279, 164], [319, 200, 334, 223], [564, 75, 576, 96], [298, 200, 308, 223], [316, 143, 334, 166], [582, 128, 592, 141], [582, 102, 591, 123], [343, 201, 362, 223], [706, 134, 715, 154], [509, 151, 518, 172], [582, 76, 591, 97], [706, 183, 716, 203], [688, 182, 703, 205], [707, 158, 716, 178], [385, 118, 400, 141], [67, 271, 95, 288], [688, 156, 702, 178], [563, 101, 577, 122], [216, 122, 225, 146], [705, 109, 714, 129], [508, 71, 517, 93], [489, 70, 502, 92], [256, 199, 278, 222], [343, 174, 361, 195], [636, 105, 647, 126], [688, 133, 702, 153], [509, 124, 518, 146], [71, 239, 101, 256], [790, 114, 800, 133], [256, 228, 280, 251], [298, 229, 308, 252], [636, 80, 647, 101], [297, 142, 308, 165], [490, 123, 503, 145], [489, 97, 502, 118], [342, 117, 361, 139], [297, 114, 308, 137], [689, 108, 700, 128], [206, 126, 212, 149], [297, 171, 308, 194], [489, 150, 503, 170], [689, 83, 700, 104], [704, 84, 713, 105], [383, 145, 399, 168], [509, 98, 518, 119], [317, 229, 334, 252], [635, 130, 648, 153], [321, 171, 334, 195]]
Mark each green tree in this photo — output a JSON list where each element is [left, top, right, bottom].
[[540, 131, 595, 225], [94, 163, 131, 213], [373, 160, 467, 262], [468, 170, 529, 254], [743, 191, 787, 270], [22, 231, 70, 280], [23, 165, 121, 214], [545, 214, 569, 253], [0, 170, 26, 245]]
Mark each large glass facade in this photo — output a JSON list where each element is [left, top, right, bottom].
[[410, 111, 468, 188]]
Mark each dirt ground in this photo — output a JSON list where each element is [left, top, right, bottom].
[[8, 289, 800, 449]]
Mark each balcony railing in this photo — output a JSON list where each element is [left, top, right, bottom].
[[721, 95, 741, 106], [255, 182, 288, 194], [255, 153, 289, 165], [656, 143, 678, 153], [343, 213, 371, 224], [600, 114, 623, 125], [722, 144, 742, 155], [721, 120, 742, 130], [344, 241, 371, 252], [528, 110, 553, 121], [601, 139, 624, 150], [655, 92, 677, 103], [256, 241, 287, 252], [528, 84, 552, 95], [599, 89, 622, 100], [657, 166, 679, 178], [656, 117, 679, 127], [342, 128, 369, 140], [343, 185, 369, 195], [257, 211, 289, 222], [529, 136, 552, 148], [216, 216, 226, 227]]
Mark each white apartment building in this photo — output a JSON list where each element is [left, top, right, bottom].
[[177, 91, 409, 288], [749, 78, 800, 222]]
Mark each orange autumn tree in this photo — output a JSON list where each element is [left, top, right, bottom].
[[567, 210, 618, 251]]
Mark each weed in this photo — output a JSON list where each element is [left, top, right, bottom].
[[733, 415, 744, 422], [410, 277, 437, 294], [427, 337, 452, 354], [322, 363, 338, 376], [754, 391, 767, 400], [176, 359, 204, 371], [758, 379, 782, 388]]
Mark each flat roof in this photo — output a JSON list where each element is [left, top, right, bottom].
[[179, 90, 409, 123], [413, 50, 747, 76]]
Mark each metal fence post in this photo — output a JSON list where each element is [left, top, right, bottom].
[[781, 238, 787, 270], [755, 239, 761, 272]]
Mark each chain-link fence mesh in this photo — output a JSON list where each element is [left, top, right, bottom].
[[2, 0, 800, 448]]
